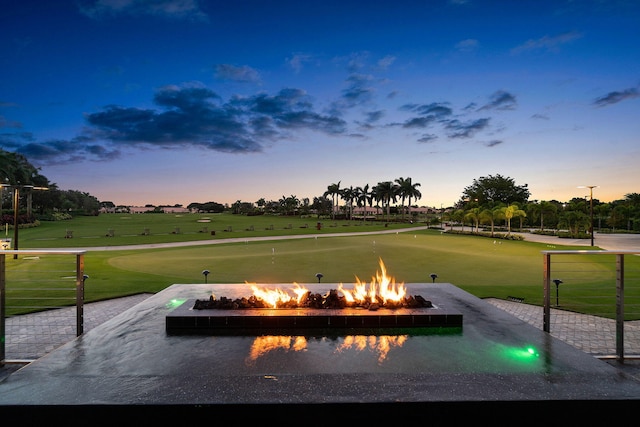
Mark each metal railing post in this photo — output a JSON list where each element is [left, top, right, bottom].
[[76, 253, 85, 336], [0, 254, 6, 365], [543, 252, 551, 333], [616, 254, 625, 361]]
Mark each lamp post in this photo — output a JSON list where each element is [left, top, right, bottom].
[[0, 184, 48, 259], [578, 186, 598, 247]]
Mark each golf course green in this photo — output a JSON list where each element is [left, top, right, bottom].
[[3, 212, 638, 319]]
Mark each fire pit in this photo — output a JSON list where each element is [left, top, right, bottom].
[[165, 259, 462, 335]]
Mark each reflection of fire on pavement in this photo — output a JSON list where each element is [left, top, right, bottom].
[[245, 334, 408, 365]]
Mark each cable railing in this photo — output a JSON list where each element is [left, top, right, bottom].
[[543, 249, 640, 361], [0, 249, 86, 365]]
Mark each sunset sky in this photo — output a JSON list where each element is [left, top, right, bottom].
[[1, 0, 639, 208]]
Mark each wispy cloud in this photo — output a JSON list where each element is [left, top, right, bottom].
[[511, 31, 582, 54], [593, 87, 639, 107], [444, 118, 490, 139], [478, 90, 518, 111], [455, 39, 479, 53], [287, 53, 314, 73], [78, 0, 209, 21], [214, 64, 261, 83]]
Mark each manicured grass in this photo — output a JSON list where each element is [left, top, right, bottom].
[[3, 213, 639, 319], [16, 212, 397, 248]]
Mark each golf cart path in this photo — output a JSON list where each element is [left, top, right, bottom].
[[45, 226, 639, 252]]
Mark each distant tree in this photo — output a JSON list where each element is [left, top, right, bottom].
[[354, 184, 372, 221], [500, 204, 526, 235], [459, 174, 530, 207], [340, 186, 355, 219], [375, 181, 399, 221], [311, 196, 332, 218], [395, 177, 421, 221], [323, 181, 341, 220], [464, 207, 482, 233], [480, 206, 504, 237], [187, 201, 225, 213]]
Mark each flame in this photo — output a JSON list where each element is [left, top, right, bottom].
[[340, 258, 406, 305], [247, 282, 309, 308], [247, 258, 406, 308]]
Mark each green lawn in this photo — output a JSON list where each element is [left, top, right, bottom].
[[3, 212, 639, 319]]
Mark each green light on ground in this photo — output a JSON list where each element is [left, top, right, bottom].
[[502, 345, 540, 363], [166, 298, 187, 309]]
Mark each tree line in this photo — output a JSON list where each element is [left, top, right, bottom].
[[2, 148, 639, 233], [1, 150, 100, 226]]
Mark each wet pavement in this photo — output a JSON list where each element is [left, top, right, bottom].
[[1, 230, 638, 420], [1, 283, 640, 421]]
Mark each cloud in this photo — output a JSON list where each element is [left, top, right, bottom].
[[511, 31, 582, 54], [455, 39, 479, 53], [364, 110, 385, 123], [401, 102, 454, 118], [593, 87, 639, 107], [485, 140, 503, 147], [417, 134, 438, 143], [531, 113, 550, 120], [377, 55, 396, 70], [328, 73, 377, 115], [0, 116, 22, 129], [12, 82, 349, 165], [214, 64, 261, 83], [444, 118, 490, 138], [78, 0, 209, 21], [8, 135, 121, 166], [287, 54, 314, 73], [402, 116, 437, 129], [478, 91, 517, 111]]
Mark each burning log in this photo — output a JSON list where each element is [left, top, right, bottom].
[[192, 259, 432, 311], [192, 289, 432, 311]]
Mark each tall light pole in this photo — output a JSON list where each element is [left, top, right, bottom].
[[1, 184, 48, 259], [578, 185, 598, 247]]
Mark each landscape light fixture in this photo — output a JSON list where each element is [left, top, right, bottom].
[[430, 273, 438, 283], [552, 279, 563, 306], [202, 270, 210, 283], [315, 273, 323, 283], [578, 186, 598, 247]]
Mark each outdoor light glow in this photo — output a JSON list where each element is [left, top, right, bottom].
[[166, 298, 187, 309], [497, 344, 541, 366]]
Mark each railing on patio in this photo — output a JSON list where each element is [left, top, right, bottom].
[[543, 249, 640, 362], [0, 249, 86, 365]]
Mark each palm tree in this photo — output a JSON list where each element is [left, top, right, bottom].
[[464, 207, 482, 233], [375, 181, 399, 221], [452, 209, 465, 231], [395, 177, 422, 222], [594, 203, 611, 231], [480, 206, 504, 237], [323, 181, 341, 220], [501, 204, 526, 235], [533, 201, 557, 232], [354, 184, 372, 222], [340, 186, 356, 220]]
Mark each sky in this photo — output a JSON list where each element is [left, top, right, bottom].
[[1, 0, 639, 208]]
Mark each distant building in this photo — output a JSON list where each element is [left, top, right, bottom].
[[118, 206, 191, 214]]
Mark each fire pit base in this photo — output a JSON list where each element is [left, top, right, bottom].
[[166, 300, 462, 335]]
